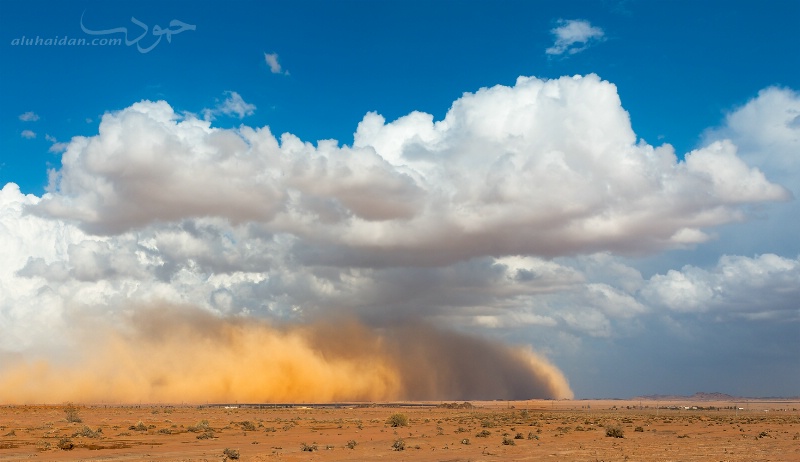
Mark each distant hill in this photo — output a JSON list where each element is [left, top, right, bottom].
[[632, 392, 800, 401]]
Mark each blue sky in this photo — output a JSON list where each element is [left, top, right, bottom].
[[1, 0, 799, 401]]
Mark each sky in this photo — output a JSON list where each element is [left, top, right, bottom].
[[1, 0, 799, 401]]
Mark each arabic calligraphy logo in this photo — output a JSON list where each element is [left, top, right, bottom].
[[80, 11, 195, 54]]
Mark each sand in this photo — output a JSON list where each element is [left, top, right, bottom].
[[1, 399, 798, 461]]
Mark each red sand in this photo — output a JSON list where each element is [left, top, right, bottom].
[[1, 399, 798, 461]]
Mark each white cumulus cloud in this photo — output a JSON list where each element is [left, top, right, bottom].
[[18, 111, 39, 122], [546, 19, 605, 56], [641, 254, 800, 320], [3, 76, 799, 397], [32, 75, 789, 268], [264, 52, 288, 75], [45, 134, 69, 153], [203, 91, 256, 120], [699, 86, 800, 258]]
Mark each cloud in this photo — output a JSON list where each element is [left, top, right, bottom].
[[217, 90, 257, 119], [546, 19, 605, 55], [20, 130, 36, 139], [45, 134, 69, 153], [698, 86, 800, 259], [18, 111, 39, 122], [641, 254, 800, 319], [264, 52, 289, 75], [33, 75, 788, 265], [704, 86, 800, 191], [3, 75, 799, 401], [203, 91, 256, 120]]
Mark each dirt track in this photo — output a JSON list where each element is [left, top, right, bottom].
[[1, 399, 798, 461]]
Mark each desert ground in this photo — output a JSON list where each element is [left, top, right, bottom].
[[1, 399, 798, 461]]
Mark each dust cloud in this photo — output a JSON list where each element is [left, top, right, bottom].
[[0, 306, 573, 404]]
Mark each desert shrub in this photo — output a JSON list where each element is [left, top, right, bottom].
[[188, 420, 210, 433], [158, 428, 172, 434], [72, 426, 101, 438], [129, 421, 147, 432], [527, 432, 539, 440], [481, 419, 495, 428], [461, 438, 470, 445], [758, 431, 768, 438], [392, 438, 405, 451], [605, 426, 624, 438], [387, 413, 409, 427], [300, 442, 317, 452], [635, 426, 644, 432], [196, 431, 214, 439], [438, 402, 474, 409], [476, 429, 491, 437], [502, 436, 515, 445], [57, 437, 74, 450], [514, 432, 524, 439], [64, 404, 82, 423], [223, 447, 240, 460], [240, 420, 256, 431], [345, 439, 357, 449]]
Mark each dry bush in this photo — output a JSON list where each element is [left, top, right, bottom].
[[129, 421, 147, 432], [63, 404, 82, 423], [300, 442, 318, 452], [239, 420, 256, 431], [387, 413, 409, 427], [476, 429, 491, 437], [438, 402, 474, 409], [187, 420, 210, 433], [345, 440, 357, 449], [57, 437, 74, 450], [223, 447, 240, 460], [72, 426, 101, 438], [605, 426, 624, 438], [392, 439, 405, 451], [502, 436, 516, 445]]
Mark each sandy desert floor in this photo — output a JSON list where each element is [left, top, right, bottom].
[[1, 399, 798, 461]]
